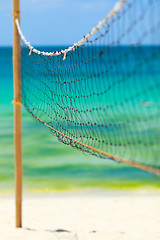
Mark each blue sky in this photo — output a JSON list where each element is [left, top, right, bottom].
[[0, 0, 118, 46], [0, 0, 159, 46]]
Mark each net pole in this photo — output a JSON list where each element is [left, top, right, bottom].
[[12, 0, 22, 228]]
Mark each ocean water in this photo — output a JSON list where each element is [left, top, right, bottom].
[[21, 45, 160, 168], [0, 47, 160, 193]]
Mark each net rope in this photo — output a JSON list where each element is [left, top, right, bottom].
[[17, 0, 160, 175], [15, 0, 126, 59]]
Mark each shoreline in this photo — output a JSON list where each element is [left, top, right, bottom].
[[1, 187, 160, 197]]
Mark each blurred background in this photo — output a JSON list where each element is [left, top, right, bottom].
[[0, 0, 160, 193]]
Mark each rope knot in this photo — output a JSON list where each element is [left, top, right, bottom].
[[12, 100, 22, 106]]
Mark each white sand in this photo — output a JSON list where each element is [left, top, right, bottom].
[[0, 191, 160, 240]]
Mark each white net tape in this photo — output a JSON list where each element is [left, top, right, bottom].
[[15, 0, 126, 60]]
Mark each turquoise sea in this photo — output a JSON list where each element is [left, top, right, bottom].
[[0, 47, 160, 193]]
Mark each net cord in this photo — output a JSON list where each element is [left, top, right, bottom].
[[18, 0, 160, 175], [24, 104, 160, 176], [15, 0, 126, 59]]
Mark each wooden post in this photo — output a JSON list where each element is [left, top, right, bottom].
[[13, 0, 22, 228]]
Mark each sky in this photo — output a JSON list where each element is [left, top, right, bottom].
[[0, 0, 159, 46], [0, 0, 118, 46]]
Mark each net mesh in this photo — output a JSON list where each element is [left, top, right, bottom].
[[20, 0, 160, 173]]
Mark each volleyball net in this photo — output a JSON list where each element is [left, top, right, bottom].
[[16, 0, 160, 175]]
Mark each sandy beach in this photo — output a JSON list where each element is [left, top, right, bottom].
[[0, 191, 160, 240]]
